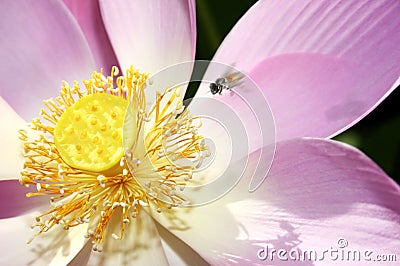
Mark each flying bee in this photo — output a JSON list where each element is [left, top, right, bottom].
[[209, 71, 245, 95]]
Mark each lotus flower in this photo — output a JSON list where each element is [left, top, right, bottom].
[[0, 1, 399, 265]]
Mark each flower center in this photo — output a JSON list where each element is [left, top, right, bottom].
[[54, 93, 128, 172], [19, 66, 207, 251]]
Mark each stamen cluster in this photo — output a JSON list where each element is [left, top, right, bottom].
[[19, 66, 208, 251]]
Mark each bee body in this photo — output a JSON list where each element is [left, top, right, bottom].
[[209, 72, 245, 95]]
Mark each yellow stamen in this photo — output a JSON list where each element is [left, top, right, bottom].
[[18, 66, 208, 251]]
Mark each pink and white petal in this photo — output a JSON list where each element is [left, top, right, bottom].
[[153, 138, 400, 265], [86, 211, 169, 266], [198, 0, 400, 142], [0, 0, 96, 121], [99, 0, 197, 74], [0, 211, 88, 266], [62, 0, 119, 71], [0, 180, 48, 219], [155, 223, 209, 266], [0, 98, 25, 180]]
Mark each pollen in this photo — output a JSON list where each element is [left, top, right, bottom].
[[18, 66, 208, 251]]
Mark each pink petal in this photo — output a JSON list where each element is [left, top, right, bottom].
[[153, 138, 400, 265], [250, 53, 399, 142], [62, 0, 119, 71], [99, 0, 197, 74], [0, 98, 25, 180], [0, 0, 96, 120], [86, 211, 169, 265], [198, 0, 400, 142], [0, 211, 88, 265], [0, 180, 48, 219]]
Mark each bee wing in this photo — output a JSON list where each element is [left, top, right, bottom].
[[226, 72, 245, 88]]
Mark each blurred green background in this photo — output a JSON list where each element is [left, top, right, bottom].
[[192, 0, 400, 184]]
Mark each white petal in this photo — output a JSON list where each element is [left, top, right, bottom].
[[156, 222, 208, 266], [0, 211, 88, 266], [0, 98, 25, 180]]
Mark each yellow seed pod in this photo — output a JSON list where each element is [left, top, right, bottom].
[[54, 93, 128, 172]]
